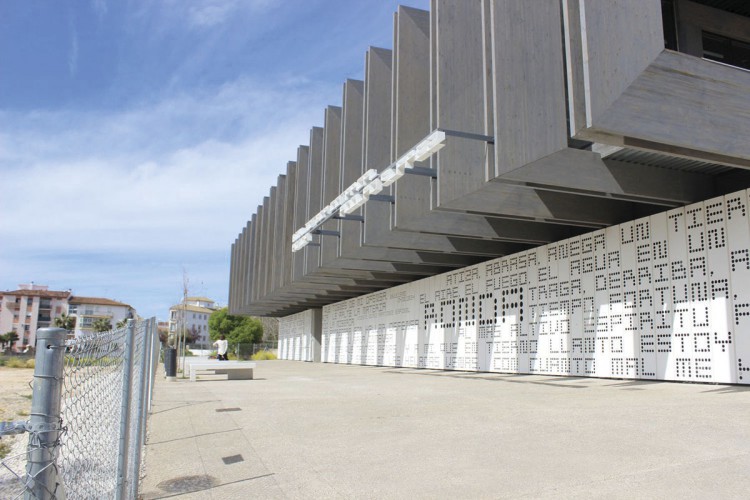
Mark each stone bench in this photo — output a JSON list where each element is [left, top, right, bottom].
[[189, 361, 257, 382]]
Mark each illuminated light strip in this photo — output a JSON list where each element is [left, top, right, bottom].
[[291, 130, 449, 252]]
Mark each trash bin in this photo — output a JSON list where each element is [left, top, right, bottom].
[[164, 347, 177, 380]]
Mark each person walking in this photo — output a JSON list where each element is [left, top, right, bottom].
[[214, 334, 229, 361]]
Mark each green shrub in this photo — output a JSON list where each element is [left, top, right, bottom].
[[250, 350, 277, 361], [5, 358, 28, 368], [0, 441, 10, 460], [1, 356, 35, 368]]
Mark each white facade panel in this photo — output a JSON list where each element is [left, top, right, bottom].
[[278, 309, 315, 362], [726, 190, 750, 383], [313, 189, 750, 384]]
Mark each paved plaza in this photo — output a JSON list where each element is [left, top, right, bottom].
[[140, 360, 750, 499]]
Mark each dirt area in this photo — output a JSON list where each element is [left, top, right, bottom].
[[0, 367, 34, 422], [0, 367, 34, 463]]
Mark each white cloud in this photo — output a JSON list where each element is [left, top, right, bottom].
[[68, 28, 79, 76], [91, 0, 107, 22], [0, 76, 337, 269], [0, 75, 340, 317], [187, 0, 274, 28]]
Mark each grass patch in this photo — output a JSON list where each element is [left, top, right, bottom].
[[20, 394, 32, 400], [17, 410, 29, 417], [251, 351, 277, 361], [4, 358, 31, 369], [0, 355, 34, 367], [0, 441, 10, 460]]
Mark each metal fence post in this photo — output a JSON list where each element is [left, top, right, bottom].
[[130, 319, 152, 499], [148, 322, 159, 413], [115, 320, 135, 500], [25, 327, 67, 500]]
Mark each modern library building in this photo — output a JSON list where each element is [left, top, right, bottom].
[[228, 0, 750, 384]]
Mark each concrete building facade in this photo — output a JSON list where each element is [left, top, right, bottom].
[[228, 0, 750, 384]]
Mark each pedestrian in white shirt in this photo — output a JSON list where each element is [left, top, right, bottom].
[[214, 335, 229, 361]]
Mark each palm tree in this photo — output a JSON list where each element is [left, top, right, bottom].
[[3, 331, 20, 350], [92, 318, 113, 333], [53, 314, 76, 331], [115, 318, 129, 330]]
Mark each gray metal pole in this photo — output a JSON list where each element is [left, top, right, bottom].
[[25, 327, 67, 500], [131, 318, 156, 498], [148, 320, 159, 413], [115, 320, 135, 500], [130, 319, 151, 500]]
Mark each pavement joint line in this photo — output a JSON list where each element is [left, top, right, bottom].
[[150, 399, 222, 415], [146, 427, 244, 446], [148, 473, 277, 499]]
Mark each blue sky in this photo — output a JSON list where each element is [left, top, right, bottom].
[[0, 0, 429, 320]]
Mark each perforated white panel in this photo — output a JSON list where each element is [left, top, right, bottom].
[[278, 309, 315, 361], [726, 191, 750, 383], [314, 189, 750, 384]]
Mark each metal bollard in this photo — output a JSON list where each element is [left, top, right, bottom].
[[25, 327, 67, 500]]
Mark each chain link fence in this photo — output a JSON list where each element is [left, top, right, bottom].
[[231, 342, 276, 360], [0, 318, 159, 499]]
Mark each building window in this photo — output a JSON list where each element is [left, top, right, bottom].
[[68, 305, 78, 314], [702, 31, 750, 71]]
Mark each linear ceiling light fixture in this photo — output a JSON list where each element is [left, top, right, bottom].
[[291, 129, 452, 252]]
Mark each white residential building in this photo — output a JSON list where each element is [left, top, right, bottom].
[[0, 284, 70, 351], [67, 296, 135, 337], [168, 297, 218, 348]]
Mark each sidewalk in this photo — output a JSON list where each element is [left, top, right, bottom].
[[140, 360, 750, 499]]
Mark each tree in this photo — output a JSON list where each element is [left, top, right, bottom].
[[208, 308, 263, 346], [3, 331, 20, 350], [184, 325, 199, 345], [53, 314, 76, 331], [92, 318, 113, 332], [115, 318, 129, 330]]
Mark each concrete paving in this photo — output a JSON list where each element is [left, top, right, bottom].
[[140, 360, 750, 499]]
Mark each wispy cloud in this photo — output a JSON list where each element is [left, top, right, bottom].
[[91, 0, 107, 23], [68, 27, 78, 76], [0, 76, 339, 314]]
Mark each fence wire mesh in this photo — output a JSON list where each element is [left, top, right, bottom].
[[60, 325, 130, 498], [231, 342, 276, 360], [0, 318, 158, 500], [0, 418, 61, 500]]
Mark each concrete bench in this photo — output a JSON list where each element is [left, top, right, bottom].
[[189, 361, 256, 382]]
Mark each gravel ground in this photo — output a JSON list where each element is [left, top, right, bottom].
[[0, 367, 34, 497]]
